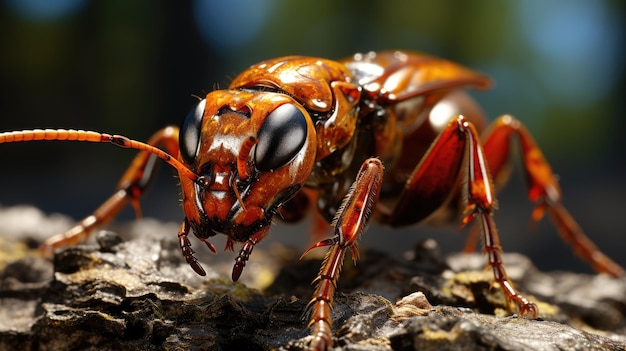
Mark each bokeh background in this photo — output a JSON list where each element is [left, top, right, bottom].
[[0, 0, 624, 273]]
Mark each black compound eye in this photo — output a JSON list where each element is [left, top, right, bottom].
[[255, 104, 308, 171], [179, 99, 206, 165]]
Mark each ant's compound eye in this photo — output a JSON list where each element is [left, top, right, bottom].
[[179, 99, 206, 165], [255, 104, 308, 171]]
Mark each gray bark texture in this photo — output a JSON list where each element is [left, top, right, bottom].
[[0, 205, 625, 350]]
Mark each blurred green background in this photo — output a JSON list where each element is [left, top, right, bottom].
[[0, 0, 624, 273]]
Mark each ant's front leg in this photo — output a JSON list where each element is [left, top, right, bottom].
[[482, 115, 625, 277], [40, 126, 180, 256], [301, 158, 384, 351]]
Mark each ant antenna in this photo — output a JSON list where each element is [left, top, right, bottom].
[[0, 129, 199, 182]]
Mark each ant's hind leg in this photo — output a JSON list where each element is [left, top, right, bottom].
[[481, 115, 625, 277]]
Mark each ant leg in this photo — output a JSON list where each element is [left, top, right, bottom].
[[301, 158, 383, 351], [40, 126, 181, 256], [458, 116, 538, 316], [482, 115, 625, 277], [386, 116, 537, 316]]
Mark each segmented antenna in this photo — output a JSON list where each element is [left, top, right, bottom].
[[0, 129, 199, 182]]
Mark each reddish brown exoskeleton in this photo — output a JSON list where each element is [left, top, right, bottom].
[[1, 51, 623, 350]]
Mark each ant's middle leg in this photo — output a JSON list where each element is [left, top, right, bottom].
[[383, 115, 538, 316]]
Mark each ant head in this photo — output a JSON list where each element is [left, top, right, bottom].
[[177, 90, 316, 243]]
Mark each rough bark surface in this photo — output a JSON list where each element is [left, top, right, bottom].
[[0, 205, 625, 350]]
